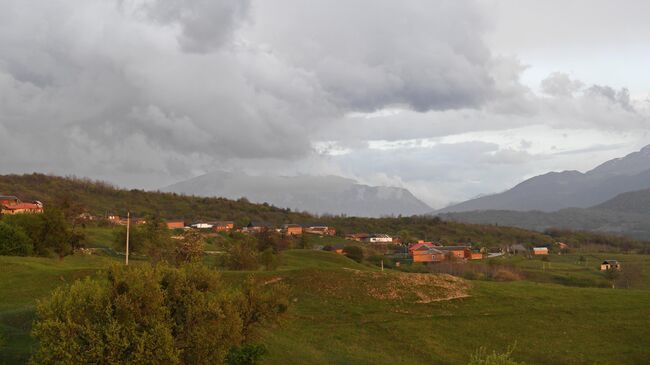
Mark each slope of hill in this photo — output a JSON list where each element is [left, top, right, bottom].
[[439, 207, 650, 240], [594, 188, 650, 215], [439, 145, 650, 213], [3, 251, 650, 364], [439, 187, 650, 240], [0, 173, 311, 225], [162, 171, 432, 218]]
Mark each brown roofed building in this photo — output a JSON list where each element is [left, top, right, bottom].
[[0, 195, 43, 215], [213, 221, 235, 232], [166, 220, 185, 230], [283, 224, 303, 235]]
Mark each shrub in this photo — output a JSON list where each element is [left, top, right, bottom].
[[226, 344, 268, 365], [228, 238, 259, 270], [31, 264, 288, 365], [259, 249, 281, 271], [468, 345, 524, 365], [3, 208, 75, 258], [343, 245, 364, 263], [0, 221, 33, 256]]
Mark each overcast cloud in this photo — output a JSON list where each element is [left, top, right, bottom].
[[0, 0, 649, 208]]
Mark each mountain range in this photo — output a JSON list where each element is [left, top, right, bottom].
[[437, 145, 650, 239], [439, 145, 650, 213], [162, 171, 432, 218]]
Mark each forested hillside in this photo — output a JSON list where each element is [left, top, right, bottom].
[[0, 173, 311, 226], [1, 173, 647, 250]]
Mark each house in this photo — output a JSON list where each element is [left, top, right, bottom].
[[282, 224, 303, 235], [470, 252, 483, 260], [556, 242, 569, 250], [166, 220, 185, 230], [0, 195, 19, 206], [363, 234, 393, 243], [246, 221, 272, 232], [408, 241, 436, 254], [305, 226, 336, 236], [437, 245, 472, 259], [601, 260, 621, 271], [191, 222, 213, 229], [345, 233, 370, 241], [533, 247, 549, 255], [0, 196, 44, 215], [77, 212, 96, 221], [212, 221, 234, 232], [508, 244, 528, 254], [119, 217, 147, 226], [411, 245, 445, 263], [107, 215, 121, 224]]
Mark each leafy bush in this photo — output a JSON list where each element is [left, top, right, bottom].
[[343, 246, 364, 263], [2, 208, 76, 258], [226, 344, 268, 365], [0, 221, 33, 256], [228, 238, 260, 270], [31, 264, 288, 364]]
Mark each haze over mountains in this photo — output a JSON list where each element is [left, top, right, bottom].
[[438, 145, 650, 239], [163, 171, 431, 217]]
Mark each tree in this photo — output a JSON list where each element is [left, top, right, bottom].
[[113, 216, 175, 264], [3, 208, 76, 258], [174, 230, 205, 265], [31, 264, 288, 365], [343, 246, 363, 263], [297, 234, 311, 249], [259, 249, 280, 271], [228, 238, 259, 270], [0, 221, 33, 256]]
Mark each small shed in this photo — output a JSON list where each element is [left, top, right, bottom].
[[600, 260, 621, 271], [533, 247, 549, 255]]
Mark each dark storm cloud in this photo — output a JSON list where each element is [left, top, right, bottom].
[[0, 0, 513, 187]]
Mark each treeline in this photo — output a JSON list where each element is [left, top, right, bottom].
[[0, 173, 312, 226], [2, 173, 648, 252], [0, 208, 80, 258]]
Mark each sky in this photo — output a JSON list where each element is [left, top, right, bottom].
[[0, 0, 649, 209]]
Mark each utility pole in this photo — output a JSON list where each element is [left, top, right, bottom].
[[125, 211, 130, 266]]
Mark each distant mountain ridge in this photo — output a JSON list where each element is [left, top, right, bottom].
[[162, 171, 432, 218], [438, 145, 650, 213]]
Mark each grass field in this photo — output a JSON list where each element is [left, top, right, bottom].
[[1, 251, 650, 364], [469, 252, 650, 289]]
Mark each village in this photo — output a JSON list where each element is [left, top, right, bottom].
[[0, 193, 622, 273]]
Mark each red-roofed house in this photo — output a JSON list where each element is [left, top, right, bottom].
[[0, 195, 43, 215]]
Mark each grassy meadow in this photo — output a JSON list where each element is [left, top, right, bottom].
[[2, 249, 650, 364]]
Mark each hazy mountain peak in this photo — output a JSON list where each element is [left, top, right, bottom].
[[162, 171, 431, 217], [588, 144, 650, 176], [438, 145, 650, 213]]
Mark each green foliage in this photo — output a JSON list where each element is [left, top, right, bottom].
[[113, 217, 175, 263], [468, 345, 524, 365], [226, 344, 268, 365], [30, 264, 288, 365], [2, 208, 76, 258], [0, 221, 33, 256], [259, 249, 281, 271], [343, 246, 364, 263], [174, 230, 205, 264], [228, 238, 260, 271]]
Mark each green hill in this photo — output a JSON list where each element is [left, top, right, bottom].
[[595, 188, 650, 215], [2, 251, 650, 364]]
